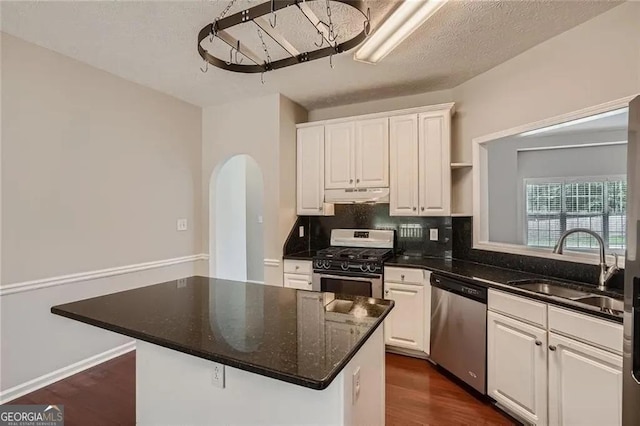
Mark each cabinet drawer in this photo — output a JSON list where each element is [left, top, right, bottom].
[[488, 290, 547, 328], [548, 305, 623, 355], [384, 267, 424, 284], [284, 273, 313, 290], [283, 260, 312, 275]]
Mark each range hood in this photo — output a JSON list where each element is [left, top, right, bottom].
[[324, 188, 390, 204]]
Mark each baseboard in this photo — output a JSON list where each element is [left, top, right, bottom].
[[0, 341, 136, 404], [385, 345, 430, 360]]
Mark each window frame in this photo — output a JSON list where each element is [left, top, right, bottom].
[[522, 174, 626, 254]]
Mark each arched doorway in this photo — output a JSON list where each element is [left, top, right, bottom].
[[210, 154, 264, 283]]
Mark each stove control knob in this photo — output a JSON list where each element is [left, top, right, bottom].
[[341, 262, 349, 271], [313, 260, 322, 269], [360, 264, 368, 272], [324, 260, 332, 269], [367, 264, 376, 273]]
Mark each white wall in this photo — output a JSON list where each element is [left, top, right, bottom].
[[0, 34, 204, 398], [202, 94, 306, 286]]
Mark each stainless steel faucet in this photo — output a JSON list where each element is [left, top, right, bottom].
[[552, 228, 619, 291]]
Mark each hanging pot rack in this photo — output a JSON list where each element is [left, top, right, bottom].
[[197, 0, 371, 75]]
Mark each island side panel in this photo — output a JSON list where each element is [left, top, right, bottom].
[[341, 326, 385, 426], [135, 327, 385, 426]]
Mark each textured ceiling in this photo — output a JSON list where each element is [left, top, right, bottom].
[[0, 0, 621, 109]]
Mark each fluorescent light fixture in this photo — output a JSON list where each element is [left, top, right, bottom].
[[520, 108, 628, 137], [354, 0, 449, 64]]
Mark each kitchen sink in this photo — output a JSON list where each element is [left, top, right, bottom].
[[509, 280, 591, 299], [573, 296, 624, 313]]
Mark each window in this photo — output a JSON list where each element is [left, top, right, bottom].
[[525, 177, 626, 252]]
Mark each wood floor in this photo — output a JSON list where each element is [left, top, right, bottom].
[[7, 351, 514, 425]]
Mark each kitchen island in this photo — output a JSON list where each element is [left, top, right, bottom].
[[51, 276, 393, 425]]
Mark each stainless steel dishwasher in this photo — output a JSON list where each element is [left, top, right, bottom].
[[430, 273, 487, 394]]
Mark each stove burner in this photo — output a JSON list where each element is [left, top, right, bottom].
[[315, 247, 392, 262]]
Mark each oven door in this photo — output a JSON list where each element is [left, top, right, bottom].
[[312, 271, 382, 299]]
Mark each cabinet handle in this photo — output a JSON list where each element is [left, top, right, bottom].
[[549, 345, 557, 351], [412, 207, 416, 211], [349, 179, 354, 183], [350, 328, 354, 334], [401, 274, 405, 280], [295, 265, 299, 270], [421, 207, 425, 212], [535, 340, 542, 346], [356, 179, 360, 183], [319, 206, 323, 211], [385, 290, 389, 295]]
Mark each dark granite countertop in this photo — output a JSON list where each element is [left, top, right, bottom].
[[283, 250, 316, 261], [386, 256, 624, 323], [51, 276, 393, 390]]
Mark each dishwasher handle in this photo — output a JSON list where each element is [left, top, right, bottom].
[[431, 274, 488, 304]]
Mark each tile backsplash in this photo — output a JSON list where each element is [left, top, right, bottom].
[[284, 204, 452, 258]]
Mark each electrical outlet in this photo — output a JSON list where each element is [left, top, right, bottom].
[[177, 278, 187, 288], [299, 226, 305, 238], [211, 363, 225, 389], [429, 228, 439, 241], [177, 218, 188, 231], [352, 367, 361, 404]]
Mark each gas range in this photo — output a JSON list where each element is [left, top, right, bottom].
[[311, 229, 395, 298], [313, 247, 393, 273]]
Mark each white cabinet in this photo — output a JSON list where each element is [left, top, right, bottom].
[[284, 273, 312, 290], [297, 126, 333, 216], [325, 122, 355, 189], [418, 111, 451, 216], [487, 289, 623, 426], [325, 119, 389, 190], [389, 115, 419, 216], [389, 108, 452, 216], [355, 118, 389, 188], [548, 332, 622, 426], [283, 260, 312, 290], [383, 268, 430, 354], [487, 311, 548, 425]]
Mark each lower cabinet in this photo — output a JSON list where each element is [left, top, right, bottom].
[[487, 289, 623, 426], [487, 311, 548, 425], [548, 332, 622, 426], [383, 268, 431, 355], [284, 273, 312, 290]]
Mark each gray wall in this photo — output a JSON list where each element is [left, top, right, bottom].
[[245, 158, 264, 283], [487, 129, 627, 244]]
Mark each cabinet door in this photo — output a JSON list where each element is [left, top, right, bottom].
[[325, 122, 355, 189], [326, 321, 356, 366], [355, 118, 389, 188], [418, 111, 451, 216], [487, 311, 548, 425], [284, 273, 312, 290], [384, 282, 424, 351], [548, 333, 622, 426], [297, 126, 326, 215], [389, 115, 419, 216]]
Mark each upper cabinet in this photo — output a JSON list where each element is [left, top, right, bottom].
[[325, 122, 355, 189], [389, 107, 453, 216], [389, 115, 419, 216], [325, 118, 389, 190], [355, 118, 389, 188], [418, 111, 451, 216], [296, 103, 458, 216], [297, 126, 333, 216]]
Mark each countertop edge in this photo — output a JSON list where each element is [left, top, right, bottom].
[[384, 259, 623, 324], [51, 298, 394, 391]]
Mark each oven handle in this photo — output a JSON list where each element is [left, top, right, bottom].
[[314, 271, 381, 281]]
